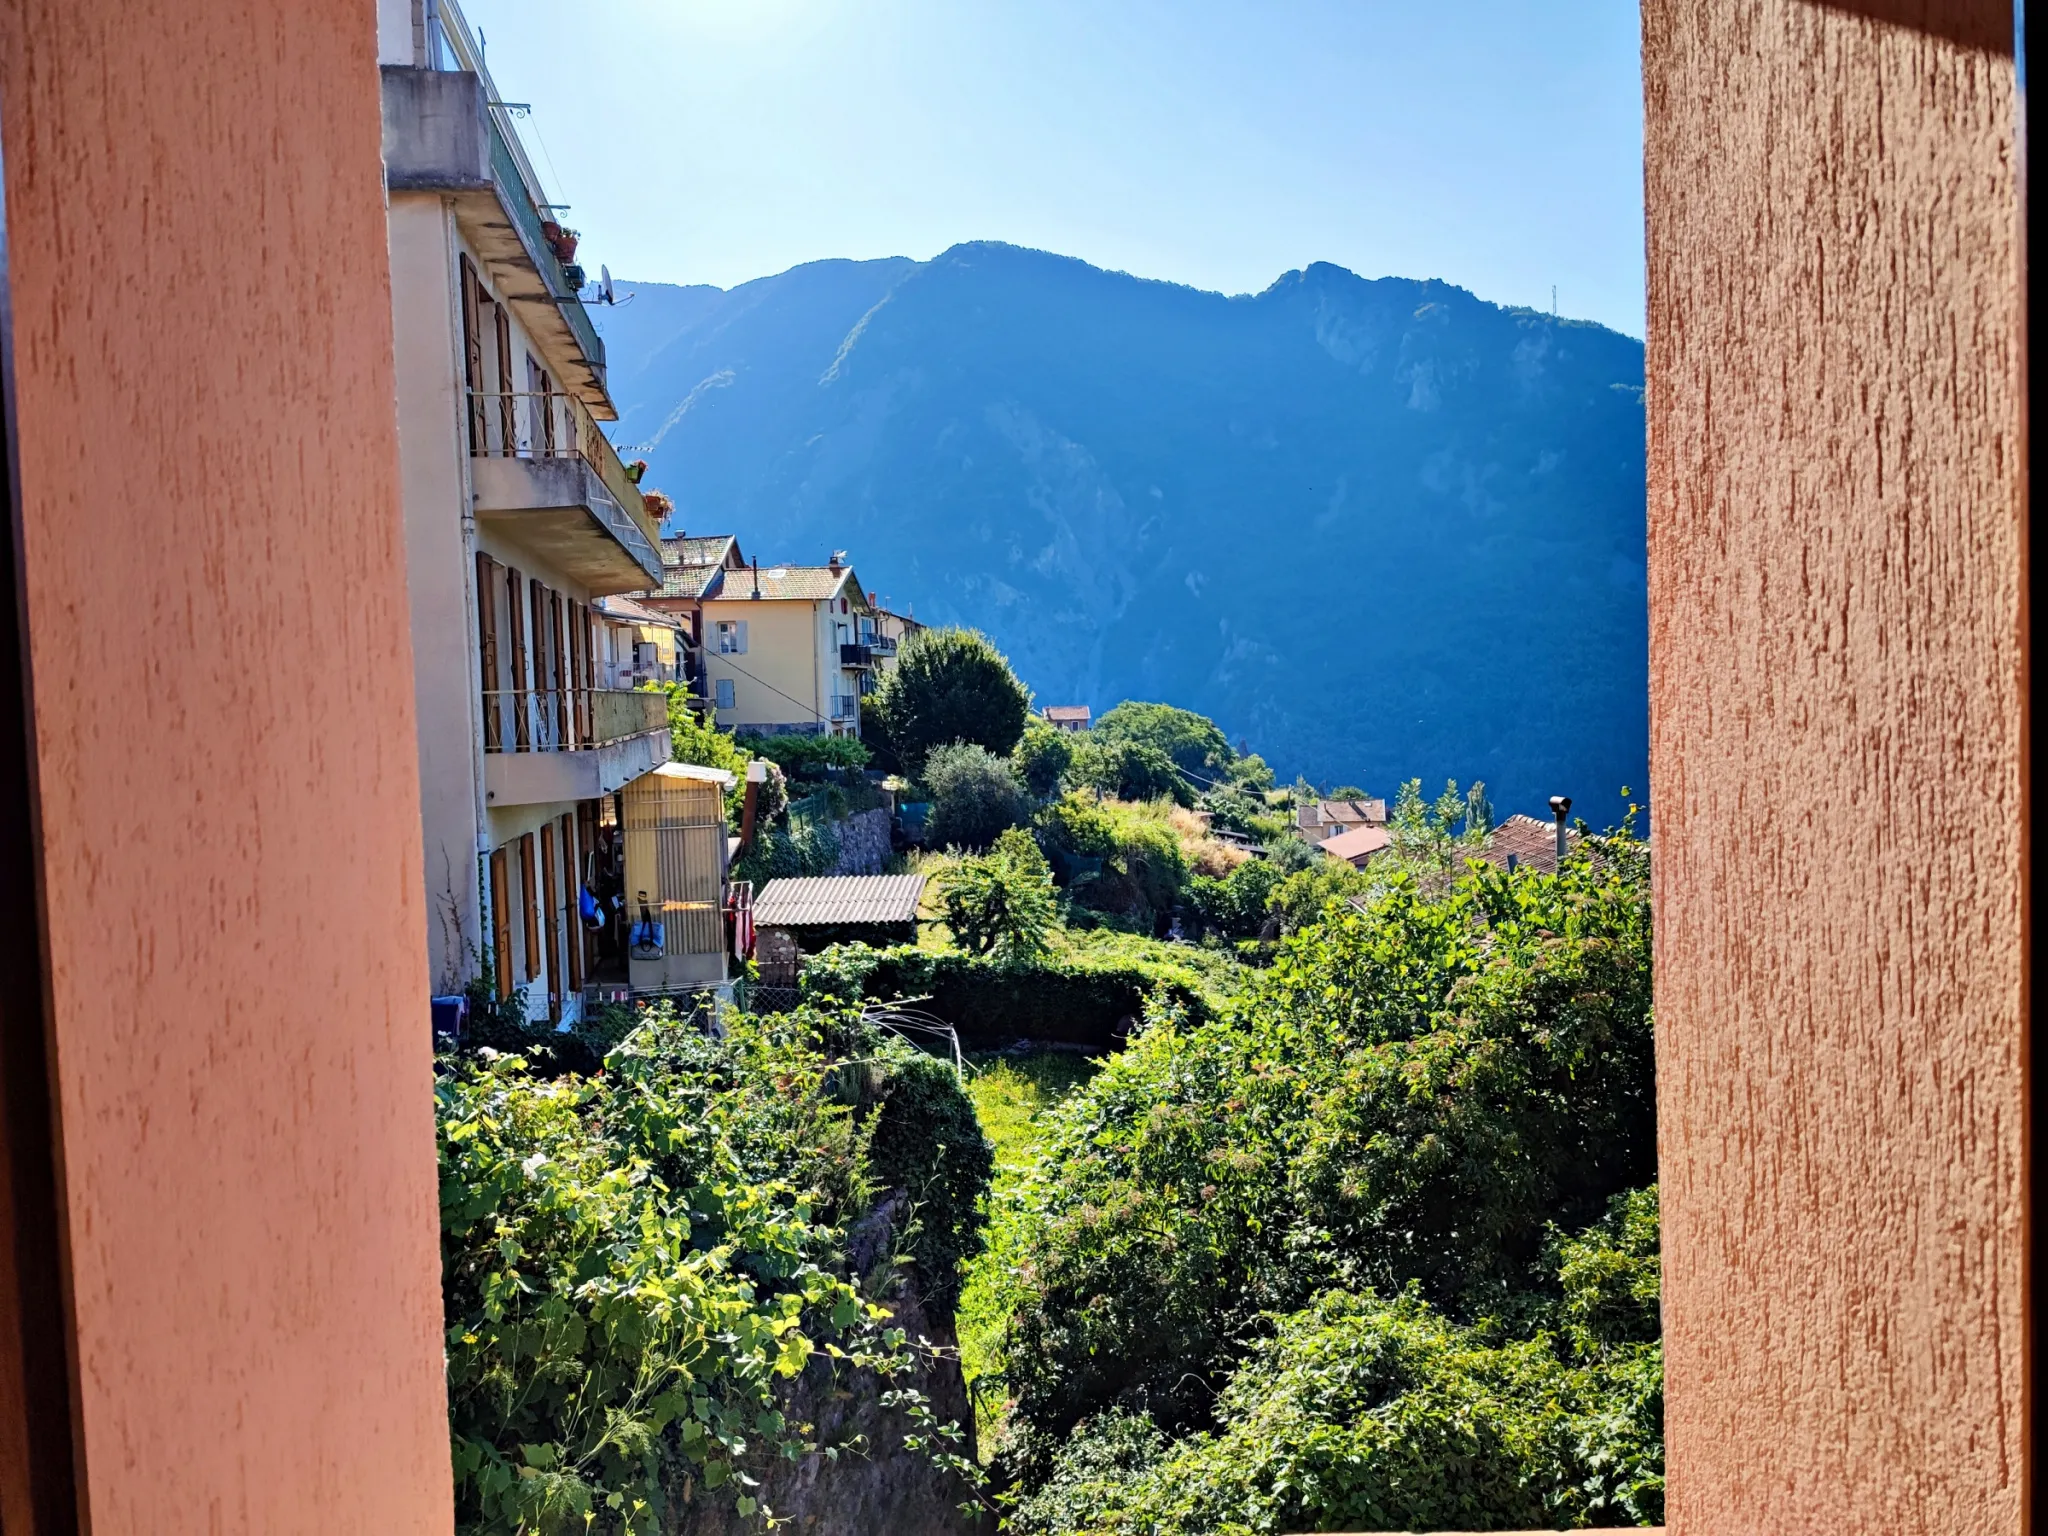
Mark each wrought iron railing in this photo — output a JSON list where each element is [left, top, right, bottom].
[[481, 686, 667, 754], [829, 694, 860, 722], [839, 642, 874, 668]]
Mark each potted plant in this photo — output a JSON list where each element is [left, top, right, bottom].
[[554, 227, 580, 263], [626, 459, 647, 484]]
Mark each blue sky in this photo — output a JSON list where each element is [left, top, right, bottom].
[[461, 0, 1646, 337]]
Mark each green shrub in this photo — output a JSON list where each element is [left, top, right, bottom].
[[663, 686, 749, 819], [1269, 856, 1372, 932], [1186, 857, 1282, 938], [934, 827, 1057, 961], [865, 1046, 996, 1317], [923, 742, 1028, 851], [801, 943, 1210, 1050], [737, 731, 872, 777], [731, 814, 840, 884], [1033, 793, 1189, 924], [864, 627, 1031, 773]]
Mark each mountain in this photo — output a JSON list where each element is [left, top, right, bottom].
[[595, 243, 1647, 819]]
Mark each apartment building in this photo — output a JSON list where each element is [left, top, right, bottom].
[[638, 539, 878, 738], [379, 0, 722, 1018]]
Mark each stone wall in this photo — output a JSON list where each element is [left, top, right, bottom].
[[829, 807, 894, 875]]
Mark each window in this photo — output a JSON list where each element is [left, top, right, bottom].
[[714, 620, 748, 654], [715, 678, 735, 709]]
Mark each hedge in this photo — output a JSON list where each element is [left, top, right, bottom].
[[802, 944, 1209, 1050]]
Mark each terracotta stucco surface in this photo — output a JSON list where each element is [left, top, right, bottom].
[[1643, 3, 2024, 1531], [0, 0, 455, 1528]]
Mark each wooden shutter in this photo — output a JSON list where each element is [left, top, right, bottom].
[[549, 589, 569, 745], [540, 823, 561, 1021], [529, 579, 550, 746], [734, 620, 748, 655], [519, 832, 540, 982], [493, 301, 515, 453], [506, 566, 530, 750], [488, 847, 512, 997], [560, 812, 583, 992], [569, 603, 588, 746], [475, 552, 502, 751], [459, 255, 486, 453]]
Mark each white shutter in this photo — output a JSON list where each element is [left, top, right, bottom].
[[734, 620, 748, 655]]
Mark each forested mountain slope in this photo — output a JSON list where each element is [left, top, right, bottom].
[[598, 243, 1647, 816]]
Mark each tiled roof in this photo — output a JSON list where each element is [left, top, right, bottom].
[[1483, 813, 1575, 875], [1044, 705, 1091, 723], [657, 563, 727, 601], [1322, 825, 1393, 865], [701, 564, 860, 604], [664, 534, 743, 570], [1318, 798, 1387, 826], [597, 594, 683, 629], [753, 874, 926, 928]]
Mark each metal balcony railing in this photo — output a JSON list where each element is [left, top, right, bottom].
[[869, 634, 898, 656], [467, 389, 659, 552], [481, 687, 667, 754], [829, 694, 860, 722], [839, 642, 874, 668]]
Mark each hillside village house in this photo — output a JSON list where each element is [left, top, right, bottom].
[[379, 0, 726, 1019], [868, 603, 924, 675], [1297, 795, 1387, 844], [594, 594, 691, 689], [1043, 704, 1091, 732]]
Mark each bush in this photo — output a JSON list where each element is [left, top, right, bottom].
[[438, 1003, 961, 1533], [1011, 718, 1075, 798], [731, 814, 840, 885], [1186, 856, 1282, 938], [1033, 793, 1189, 926], [923, 742, 1028, 851], [1092, 701, 1233, 777], [801, 943, 1210, 1050], [737, 731, 872, 777], [865, 1046, 996, 1316], [1270, 856, 1373, 932], [1069, 736, 1190, 806], [864, 627, 1031, 773], [934, 828, 1057, 961]]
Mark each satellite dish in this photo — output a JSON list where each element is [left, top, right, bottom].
[[600, 264, 615, 305]]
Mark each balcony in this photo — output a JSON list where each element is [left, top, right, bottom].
[[829, 693, 861, 723], [469, 390, 662, 593], [839, 642, 874, 668], [381, 0, 609, 405], [869, 634, 898, 657], [482, 687, 671, 807]]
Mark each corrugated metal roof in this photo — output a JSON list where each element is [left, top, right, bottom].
[[752, 874, 926, 928]]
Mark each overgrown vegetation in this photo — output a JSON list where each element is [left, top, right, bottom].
[[973, 832, 1659, 1531], [437, 1003, 988, 1534], [867, 627, 1033, 774]]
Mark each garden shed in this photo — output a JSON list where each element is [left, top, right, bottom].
[[751, 873, 927, 953]]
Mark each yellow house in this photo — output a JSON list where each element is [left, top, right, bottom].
[[697, 558, 876, 738]]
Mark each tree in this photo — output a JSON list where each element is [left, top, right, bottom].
[[923, 742, 1028, 851], [934, 828, 1057, 962], [664, 685, 750, 820], [1093, 701, 1233, 778], [864, 628, 1031, 772], [1070, 736, 1190, 805], [1464, 780, 1494, 842], [1012, 718, 1075, 798]]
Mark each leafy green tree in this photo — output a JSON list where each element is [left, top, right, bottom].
[[1033, 793, 1189, 925], [1011, 718, 1075, 798], [737, 731, 871, 777], [663, 684, 750, 820], [1069, 736, 1190, 806], [1093, 701, 1233, 778], [923, 742, 1028, 851], [1227, 753, 1276, 793], [1270, 856, 1373, 932], [864, 627, 1031, 772], [1186, 857, 1283, 938], [1327, 783, 1369, 799], [935, 828, 1057, 961], [1465, 779, 1495, 841]]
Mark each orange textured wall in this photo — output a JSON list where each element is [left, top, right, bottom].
[[0, 0, 454, 1529], [1643, 3, 2025, 1532]]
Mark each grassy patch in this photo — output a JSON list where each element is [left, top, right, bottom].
[[958, 1049, 1103, 1459]]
